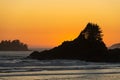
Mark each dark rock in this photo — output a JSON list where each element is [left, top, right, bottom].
[[109, 43, 120, 49], [28, 23, 120, 62]]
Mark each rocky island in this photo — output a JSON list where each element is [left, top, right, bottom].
[[28, 23, 120, 62], [0, 40, 29, 51]]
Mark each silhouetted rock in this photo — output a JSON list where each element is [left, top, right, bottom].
[[28, 23, 120, 62], [107, 48, 120, 62], [109, 43, 120, 49], [0, 39, 29, 51]]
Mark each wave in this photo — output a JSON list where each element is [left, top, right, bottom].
[[0, 51, 120, 74]]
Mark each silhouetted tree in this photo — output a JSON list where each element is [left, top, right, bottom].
[[0, 39, 29, 51], [81, 23, 103, 41]]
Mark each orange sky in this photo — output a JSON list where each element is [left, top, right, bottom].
[[0, 0, 120, 48]]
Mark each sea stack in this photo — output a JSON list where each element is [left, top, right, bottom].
[[28, 23, 111, 62]]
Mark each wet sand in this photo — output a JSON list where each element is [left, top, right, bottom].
[[0, 69, 120, 80]]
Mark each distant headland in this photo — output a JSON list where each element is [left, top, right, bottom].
[[0, 40, 29, 51], [28, 23, 120, 62]]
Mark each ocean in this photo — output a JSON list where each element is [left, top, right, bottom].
[[0, 51, 120, 80]]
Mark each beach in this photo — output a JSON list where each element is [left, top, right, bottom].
[[0, 51, 120, 80]]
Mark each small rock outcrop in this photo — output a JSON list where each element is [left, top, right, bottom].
[[109, 43, 120, 49]]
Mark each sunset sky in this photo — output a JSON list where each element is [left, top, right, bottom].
[[0, 0, 120, 48]]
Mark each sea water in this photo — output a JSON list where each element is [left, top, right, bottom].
[[0, 51, 120, 80]]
